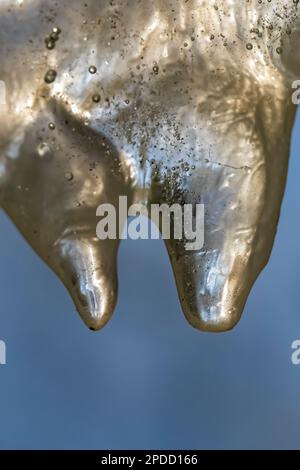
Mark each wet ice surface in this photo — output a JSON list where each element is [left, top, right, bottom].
[[0, 0, 299, 332]]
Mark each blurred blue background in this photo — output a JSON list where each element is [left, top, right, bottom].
[[0, 112, 299, 450]]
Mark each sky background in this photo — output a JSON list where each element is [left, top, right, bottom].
[[0, 111, 299, 450]]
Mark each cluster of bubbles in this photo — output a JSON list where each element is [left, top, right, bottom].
[[44, 26, 61, 50], [244, 0, 299, 54], [40, 0, 300, 193]]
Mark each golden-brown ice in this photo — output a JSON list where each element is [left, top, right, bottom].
[[0, 0, 299, 331]]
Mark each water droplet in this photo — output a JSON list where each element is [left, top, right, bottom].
[[276, 46, 283, 54], [50, 32, 59, 42], [89, 65, 97, 74], [246, 43, 253, 50], [65, 171, 74, 181], [92, 93, 101, 103], [52, 27, 61, 35], [37, 142, 52, 158], [44, 69, 57, 84], [46, 39, 56, 50], [153, 65, 159, 74], [48, 122, 55, 130]]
